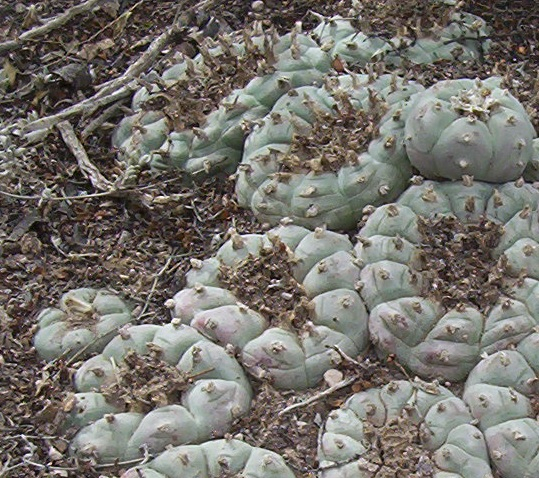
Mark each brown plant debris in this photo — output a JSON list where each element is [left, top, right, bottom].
[[230, 383, 323, 477], [141, 26, 279, 131], [357, 413, 436, 477], [417, 215, 506, 310], [100, 348, 205, 413], [219, 239, 311, 330], [278, 89, 387, 174], [350, 0, 458, 40]]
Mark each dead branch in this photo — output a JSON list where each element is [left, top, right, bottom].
[[278, 375, 357, 417], [22, 84, 135, 141], [93, 23, 186, 98], [0, 0, 102, 55], [22, 23, 187, 138], [56, 120, 113, 191]]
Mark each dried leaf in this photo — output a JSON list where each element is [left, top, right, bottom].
[[3, 59, 18, 87], [77, 38, 115, 61]]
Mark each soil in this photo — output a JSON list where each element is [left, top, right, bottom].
[[1, 1, 538, 477]]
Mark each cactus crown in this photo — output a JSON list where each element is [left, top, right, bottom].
[[100, 349, 201, 413], [218, 235, 311, 329], [417, 214, 505, 310], [449, 80, 500, 121], [277, 83, 388, 174]]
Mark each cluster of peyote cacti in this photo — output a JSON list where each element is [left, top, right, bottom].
[[354, 177, 539, 382], [312, 0, 490, 67], [235, 73, 424, 229], [66, 321, 253, 464], [111, 4, 491, 189], [319, 334, 539, 477], [170, 221, 370, 390], [33, 288, 133, 362], [32, 3, 539, 475], [318, 379, 494, 477], [120, 438, 295, 477], [113, 24, 332, 176]]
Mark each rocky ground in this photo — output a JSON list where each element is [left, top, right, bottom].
[[0, 0, 538, 477]]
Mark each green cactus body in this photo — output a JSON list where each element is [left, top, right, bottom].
[[312, 17, 391, 65], [113, 28, 332, 177], [236, 74, 423, 229], [404, 78, 536, 182], [68, 322, 252, 464], [356, 179, 539, 381], [313, 10, 490, 68], [523, 138, 539, 181], [33, 288, 133, 362], [461, 333, 539, 478], [120, 439, 295, 478], [318, 379, 493, 477], [62, 392, 123, 430], [170, 223, 369, 390]]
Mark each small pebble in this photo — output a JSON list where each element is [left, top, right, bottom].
[[252, 1, 264, 13]]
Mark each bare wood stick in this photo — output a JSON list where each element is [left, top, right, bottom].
[[23, 22, 187, 137], [80, 100, 128, 139], [0, 0, 102, 55], [278, 375, 357, 417], [83, 0, 145, 45], [23, 83, 135, 137], [56, 120, 113, 191]]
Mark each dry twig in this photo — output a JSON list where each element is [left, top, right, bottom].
[[56, 120, 113, 191], [278, 375, 357, 417], [0, 0, 102, 55], [22, 23, 187, 138]]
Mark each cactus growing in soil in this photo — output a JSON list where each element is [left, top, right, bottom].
[[112, 4, 492, 187], [355, 178, 539, 382], [170, 221, 369, 390], [313, 8, 490, 67], [318, 379, 493, 477], [33, 288, 133, 362], [235, 73, 424, 229], [113, 26, 331, 176], [67, 321, 252, 464], [460, 333, 539, 478], [320, 337, 539, 477], [404, 78, 536, 182], [120, 439, 295, 478]]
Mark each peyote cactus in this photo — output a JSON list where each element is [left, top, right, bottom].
[[462, 334, 539, 478], [169, 221, 369, 390], [67, 321, 252, 464], [113, 26, 331, 177], [235, 73, 423, 229], [31, 4, 539, 476], [313, 7, 490, 67], [320, 338, 539, 477], [355, 177, 539, 381], [33, 288, 133, 362], [120, 438, 295, 478], [404, 78, 537, 182], [111, 3, 493, 192], [318, 379, 493, 477]]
